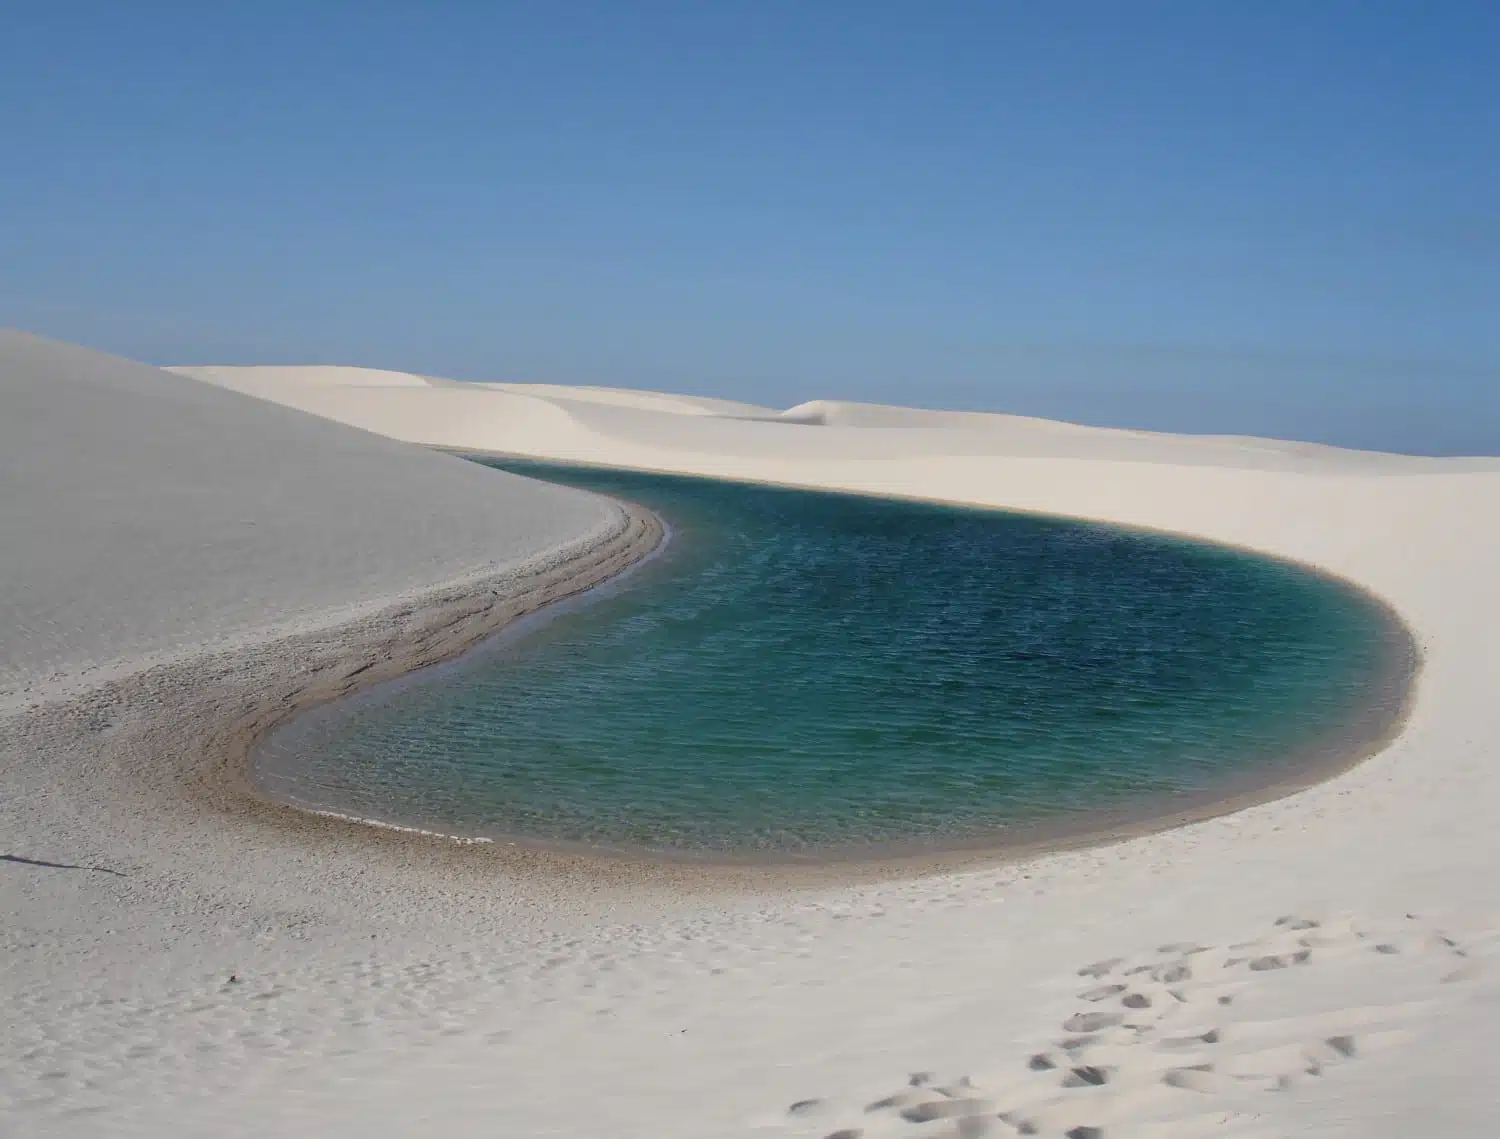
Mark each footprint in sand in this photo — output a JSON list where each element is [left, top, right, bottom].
[[766, 913, 1500, 1139]]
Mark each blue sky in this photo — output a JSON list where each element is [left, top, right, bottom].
[[2, 1, 1496, 453]]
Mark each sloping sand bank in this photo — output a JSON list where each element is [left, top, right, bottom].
[[3, 346, 1499, 1138]]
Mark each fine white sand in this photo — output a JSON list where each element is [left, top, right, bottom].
[[0, 340, 659, 711], [4, 339, 1499, 1138]]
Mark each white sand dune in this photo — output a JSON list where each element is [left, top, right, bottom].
[[4, 340, 1500, 1138], [475, 379, 782, 420], [1, 342, 642, 710], [177, 362, 1499, 473]]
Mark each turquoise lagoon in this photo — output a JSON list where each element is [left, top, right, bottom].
[[255, 460, 1408, 858]]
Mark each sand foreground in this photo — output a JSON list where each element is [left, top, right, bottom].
[[4, 337, 1500, 1138]]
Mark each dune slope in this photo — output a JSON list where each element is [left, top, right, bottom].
[[4, 350, 1500, 1139], [0, 334, 642, 705]]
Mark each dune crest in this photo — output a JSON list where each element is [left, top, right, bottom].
[[174, 363, 1500, 475]]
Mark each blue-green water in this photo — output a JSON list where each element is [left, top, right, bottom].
[[256, 459, 1406, 858]]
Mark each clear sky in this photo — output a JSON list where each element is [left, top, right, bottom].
[[3, 1, 1496, 454]]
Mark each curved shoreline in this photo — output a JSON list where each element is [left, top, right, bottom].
[[7, 453, 1420, 898], [244, 459, 1422, 884], [225, 497, 667, 816], [4, 495, 667, 881]]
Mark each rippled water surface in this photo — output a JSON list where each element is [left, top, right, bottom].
[[257, 460, 1403, 856]]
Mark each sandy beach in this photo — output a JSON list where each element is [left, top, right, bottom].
[[5, 332, 1500, 1138]]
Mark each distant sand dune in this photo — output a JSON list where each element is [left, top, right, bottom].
[[175, 363, 1500, 474]]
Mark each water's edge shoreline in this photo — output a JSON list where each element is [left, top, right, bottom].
[[4, 494, 675, 892], [225, 497, 668, 813], [239, 456, 1422, 885]]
